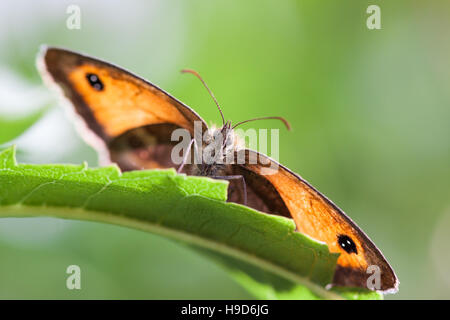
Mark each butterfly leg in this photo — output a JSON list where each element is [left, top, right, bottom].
[[211, 175, 247, 206], [177, 138, 199, 173]]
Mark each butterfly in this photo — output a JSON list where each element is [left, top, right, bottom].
[[37, 46, 398, 293]]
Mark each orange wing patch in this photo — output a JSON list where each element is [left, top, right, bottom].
[[246, 161, 367, 270], [261, 169, 367, 270], [68, 64, 193, 138]]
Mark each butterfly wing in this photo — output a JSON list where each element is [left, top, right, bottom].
[[37, 46, 206, 169], [226, 149, 398, 292]]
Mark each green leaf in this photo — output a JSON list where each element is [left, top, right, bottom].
[[0, 107, 48, 144], [0, 146, 381, 299]]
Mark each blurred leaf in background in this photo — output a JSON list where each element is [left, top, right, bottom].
[[0, 0, 449, 299], [0, 107, 48, 145]]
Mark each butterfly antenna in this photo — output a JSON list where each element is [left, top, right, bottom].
[[181, 69, 225, 125], [232, 116, 291, 131]]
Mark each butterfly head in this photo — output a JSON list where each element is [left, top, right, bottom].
[[203, 121, 237, 163], [220, 121, 234, 148]]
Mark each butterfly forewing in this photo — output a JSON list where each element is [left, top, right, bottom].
[[38, 46, 207, 168]]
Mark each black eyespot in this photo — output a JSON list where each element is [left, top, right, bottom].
[[86, 73, 104, 91], [338, 235, 358, 254]]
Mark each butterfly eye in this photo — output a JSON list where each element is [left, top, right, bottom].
[[338, 235, 358, 254], [86, 73, 104, 91]]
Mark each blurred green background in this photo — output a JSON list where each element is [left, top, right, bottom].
[[0, 0, 449, 299]]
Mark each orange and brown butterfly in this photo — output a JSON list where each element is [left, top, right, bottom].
[[37, 46, 398, 293]]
